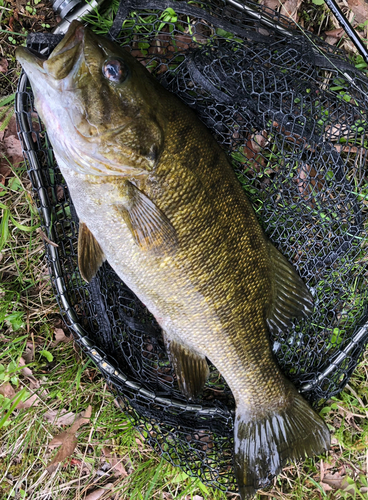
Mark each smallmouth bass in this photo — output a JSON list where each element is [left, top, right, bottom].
[[16, 21, 330, 497]]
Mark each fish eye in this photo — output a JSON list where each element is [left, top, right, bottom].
[[102, 58, 128, 83]]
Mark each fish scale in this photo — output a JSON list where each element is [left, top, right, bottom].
[[16, 20, 330, 498]]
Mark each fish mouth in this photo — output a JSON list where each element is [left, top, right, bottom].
[[48, 20, 84, 61], [15, 46, 47, 75], [16, 21, 85, 80]]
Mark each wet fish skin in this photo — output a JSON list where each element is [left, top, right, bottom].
[[16, 21, 330, 498]]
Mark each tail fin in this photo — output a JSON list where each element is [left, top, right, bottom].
[[234, 393, 330, 499]]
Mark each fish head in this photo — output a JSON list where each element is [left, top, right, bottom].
[[16, 21, 165, 176]]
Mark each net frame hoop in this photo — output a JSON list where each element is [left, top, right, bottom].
[[15, 2, 368, 410]]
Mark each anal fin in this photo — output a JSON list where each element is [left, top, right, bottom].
[[78, 222, 105, 282], [164, 332, 209, 400]]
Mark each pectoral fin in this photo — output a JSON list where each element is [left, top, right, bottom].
[[78, 222, 105, 282], [266, 241, 313, 332], [118, 181, 178, 255], [163, 332, 209, 400]]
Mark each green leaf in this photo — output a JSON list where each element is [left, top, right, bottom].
[[40, 350, 54, 363], [160, 7, 177, 24], [8, 177, 22, 192], [5, 311, 25, 331], [164, 7, 176, 17], [216, 27, 233, 38], [10, 214, 40, 233], [171, 471, 189, 483], [312, 0, 324, 4], [8, 361, 17, 371]]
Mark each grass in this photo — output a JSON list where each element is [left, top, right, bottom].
[[1, 0, 368, 499]]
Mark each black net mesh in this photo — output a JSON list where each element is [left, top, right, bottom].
[[16, 0, 368, 492]]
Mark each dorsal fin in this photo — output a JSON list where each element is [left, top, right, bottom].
[[78, 222, 105, 282], [266, 241, 313, 332]]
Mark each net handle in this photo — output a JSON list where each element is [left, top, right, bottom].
[[323, 0, 368, 65]]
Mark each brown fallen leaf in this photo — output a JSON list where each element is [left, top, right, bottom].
[[4, 113, 17, 136], [347, 0, 368, 25], [296, 164, 325, 203], [320, 459, 325, 482], [324, 27, 345, 39], [320, 481, 334, 492], [47, 435, 78, 474], [325, 122, 352, 141], [84, 484, 114, 500], [0, 163, 12, 189], [56, 184, 65, 201], [0, 128, 14, 190], [19, 357, 39, 389], [0, 382, 40, 409], [73, 404, 92, 428], [0, 116, 24, 170], [325, 35, 340, 46], [52, 327, 72, 347], [102, 446, 128, 477], [260, 0, 281, 11], [22, 343, 34, 364], [44, 409, 76, 426], [18, 393, 40, 409], [243, 130, 268, 172], [3, 134, 24, 167], [0, 57, 8, 73], [49, 429, 77, 448], [322, 473, 356, 494], [280, 0, 302, 23], [47, 405, 92, 474], [0, 382, 16, 399]]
